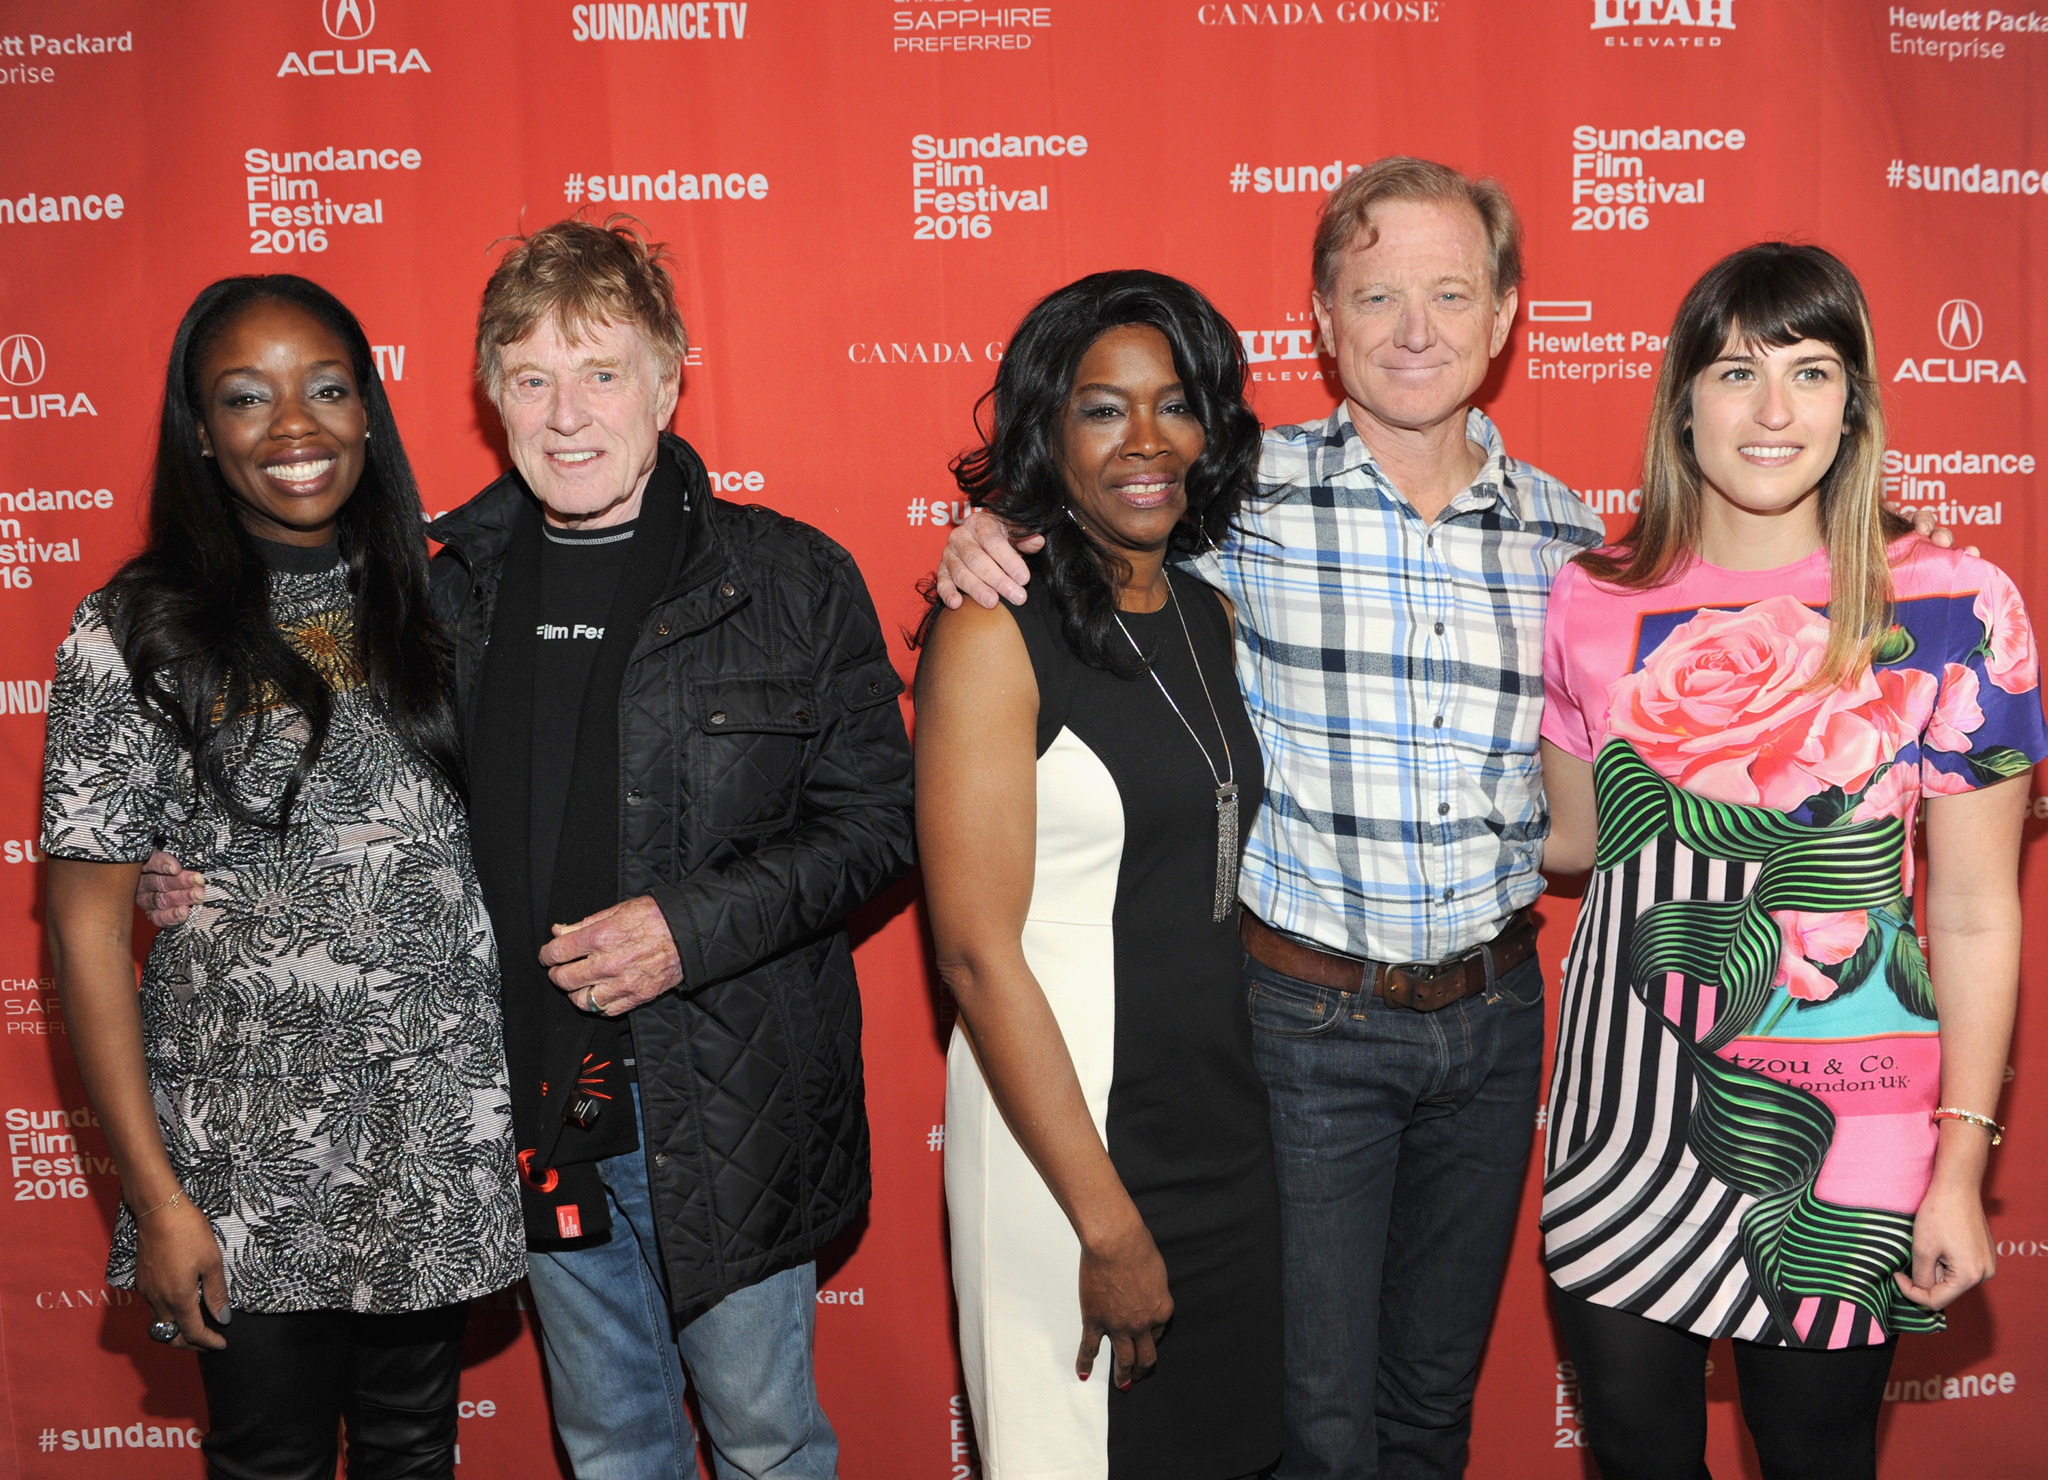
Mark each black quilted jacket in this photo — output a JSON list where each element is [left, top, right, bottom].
[[427, 434, 914, 1318]]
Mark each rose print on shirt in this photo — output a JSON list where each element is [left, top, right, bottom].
[[1607, 596, 1935, 812], [1771, 909, 1871, 1004], [1925, 664, 1983, 754], [1974, 570, 2039, 695]]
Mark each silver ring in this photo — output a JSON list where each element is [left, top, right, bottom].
[[147, 1319, 180, 1344]]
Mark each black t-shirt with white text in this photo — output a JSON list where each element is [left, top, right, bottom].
[[530, 518, 637, 1101]]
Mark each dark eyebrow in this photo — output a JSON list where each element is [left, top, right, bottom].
[[1072, 381, 1185, 397], [213, 359, 349, 378]]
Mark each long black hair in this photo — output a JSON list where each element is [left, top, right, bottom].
[[933, 269, 1261, 674], [102, 274, 463, 828]]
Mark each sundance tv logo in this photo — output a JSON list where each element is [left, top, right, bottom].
[[279, 0, 431, 76], [1592, 0, 1733, 44], [572, 4, 753, 40]]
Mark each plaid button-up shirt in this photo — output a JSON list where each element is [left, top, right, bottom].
[[1189, 404, 1604, 965]]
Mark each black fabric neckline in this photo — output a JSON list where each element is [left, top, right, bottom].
[[544, 518, 640, 545], [254, 536, 342, 575]]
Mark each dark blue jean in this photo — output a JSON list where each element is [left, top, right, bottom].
[[1247, 948, 1545, 1480]]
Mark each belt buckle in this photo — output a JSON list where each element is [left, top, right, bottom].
[[1380, 947, 1477, 1012]]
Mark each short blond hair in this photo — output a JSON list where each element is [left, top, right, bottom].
[[1312, 157, 1522, 303], [475, 215, 689, 397]]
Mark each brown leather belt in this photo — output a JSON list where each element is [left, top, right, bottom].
[[1239, 907, 1539, 1012]]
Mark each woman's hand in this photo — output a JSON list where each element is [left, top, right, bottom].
[[1077, 1216, 1174, 1389], [134, 1198, 230, 1350], [1896, 1176, 1996, 1310]]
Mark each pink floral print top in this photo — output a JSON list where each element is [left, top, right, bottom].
[[1537, 538, 2046, 1348]]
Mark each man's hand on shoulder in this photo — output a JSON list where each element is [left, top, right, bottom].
[[541, 895, 684, 1017], [1894, 503, 1978, 558], [137, 852, 205, 928], [934, 508, 1044, 610]]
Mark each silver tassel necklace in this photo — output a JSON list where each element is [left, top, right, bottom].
[[1114, 578, 1240, 922]]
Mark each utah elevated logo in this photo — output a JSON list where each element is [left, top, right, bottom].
[[1592, 0, 1734, 38]]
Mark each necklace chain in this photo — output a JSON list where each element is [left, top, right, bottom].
[[1113, 579, 1233, 786], [1114, 577, 1241, 922]]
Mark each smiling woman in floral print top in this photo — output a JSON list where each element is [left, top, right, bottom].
[[1536, 244, 2046, 1480], [41, 276, 521, 1477]]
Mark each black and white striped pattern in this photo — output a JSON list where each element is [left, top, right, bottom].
[[1541, 835, 1783, 1342]]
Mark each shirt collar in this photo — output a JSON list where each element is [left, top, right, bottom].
[[1321, 401, 1529, 529]]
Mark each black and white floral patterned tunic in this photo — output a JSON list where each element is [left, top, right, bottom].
[[41, 559, 525, 1314]]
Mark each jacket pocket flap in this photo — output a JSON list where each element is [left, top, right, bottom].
[[837, 655, 905, 712], [694, 676, 821, 736]]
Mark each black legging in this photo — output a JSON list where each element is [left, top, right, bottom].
[[1552, 1285, 1896, 1480], [196, 1303, 469, 1480]]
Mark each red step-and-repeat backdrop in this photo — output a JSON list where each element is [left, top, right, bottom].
[[1, 0, 2043, 1475]]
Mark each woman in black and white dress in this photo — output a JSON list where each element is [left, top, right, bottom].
[[42, 276, 521, 1478], [916, 271, 1281, 1480]]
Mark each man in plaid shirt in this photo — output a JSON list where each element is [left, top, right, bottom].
[[941, 157, 1588, 1477]]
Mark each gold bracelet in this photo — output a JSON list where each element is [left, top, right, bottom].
[[132, 1189, 185, 1221], [1932, 1107, 2004, 1146]]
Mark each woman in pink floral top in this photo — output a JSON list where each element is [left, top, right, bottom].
[[1538, 243, 2046, 1480]]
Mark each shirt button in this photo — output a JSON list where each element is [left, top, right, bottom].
[[1444, 887, 1456, 901], [710, 711, 727, 725], [1438, 802, 1450, 815], [1434, 621, 1444, 635], [867, 680, 882, 695], [794, 709, 811, 724], [720, 582, 737, 598], [1433, 715, 1444, 728]]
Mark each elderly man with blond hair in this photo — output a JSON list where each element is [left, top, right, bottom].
[[442, 217, 912, 1479], [148, 217, 913, 1479]]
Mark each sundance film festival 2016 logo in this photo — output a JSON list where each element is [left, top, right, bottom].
[[279, 0, 430, 76], [1894, 298, 2027, 384], [1592, 0, 1732, 45]]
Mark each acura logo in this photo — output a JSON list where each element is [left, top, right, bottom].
[[0, 334, 46, 387], [322, 0, 376, 40], [1937, 299, 1983, 352]]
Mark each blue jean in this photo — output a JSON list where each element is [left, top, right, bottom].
[[525, 1089, 839, 1480], [1246, 948, 1545, 1480]]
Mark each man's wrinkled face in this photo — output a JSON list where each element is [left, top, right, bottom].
[[494, 314, 679, 529], [1311, 198, 1516, 438]]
